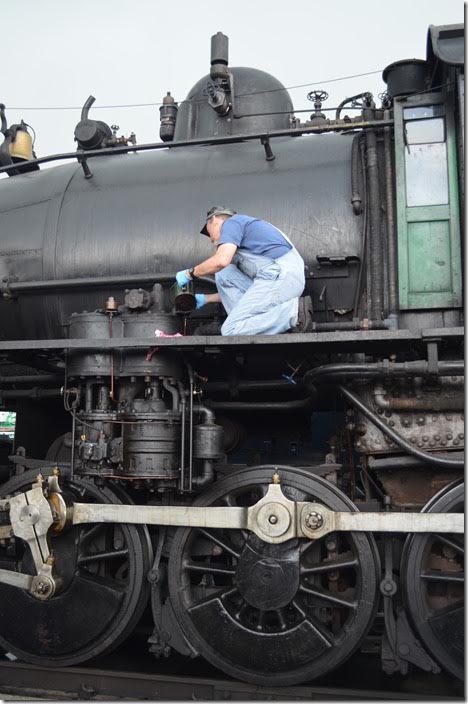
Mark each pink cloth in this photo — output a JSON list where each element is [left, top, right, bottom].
[[154, 329, 183, 337]]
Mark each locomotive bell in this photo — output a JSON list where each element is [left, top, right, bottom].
[[8, 125, 34, 161]]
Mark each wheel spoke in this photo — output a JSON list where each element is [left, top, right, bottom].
[[256, 610, 267, 631], [197, 528, 240, 558], [77, 548, 129, 566], [222, 492, 238, 507], [301, 555, 358, 575], [234, 599, 250, 621], [420, 570, 464, 584], [426, 601, 464, 632], [433, 534, 464, 555], [220, 586, 239, 601], [291, 598, 306, 618], [80, 523, 105, 543], [184, 560, 236, 577], [275, 607, 288, 631], [299, 583, 357, 610], [305, 618, 334, 647], [77, 570, 127, 594]]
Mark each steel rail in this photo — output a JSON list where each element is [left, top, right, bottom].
[[0, 659, 461, 701]]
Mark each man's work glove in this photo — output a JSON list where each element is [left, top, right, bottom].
[[176, 270, 191, 286], [195, 293, 206, 309]]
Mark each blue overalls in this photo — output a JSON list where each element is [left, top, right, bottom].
[[215, 229, 305, 336]]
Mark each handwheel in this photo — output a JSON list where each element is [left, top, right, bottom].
[[0, 469, 152, 666], [168, 465, 380, 686], [401, 479, 464, 681]]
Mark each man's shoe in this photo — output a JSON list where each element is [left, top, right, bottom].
[[289, 296, 313, 333]]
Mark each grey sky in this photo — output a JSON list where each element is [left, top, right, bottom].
[[0, 0, 464, 160]]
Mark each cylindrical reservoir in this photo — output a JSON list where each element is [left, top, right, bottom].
[[194, 422, 224, 460], [122, 411, 181, 478]]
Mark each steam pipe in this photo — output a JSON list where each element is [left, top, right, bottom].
[[336, 92, 373, 121], [80, 95, 95, 121], [0, 375, 59, 384], [3, 272, 215, 293], [195, 405, 216, 424], [0, 119, 394, 176], [365, 127, 384, 319], [302, 360, 464, 389], [177, 381, 186, 492], [353, 137, 368, 316], [206, 398, 311, 411], [311, 319, 387, 332], [368, 452, 465, 471], [373, 385, 464, 412], [351, 133, 364, 214], [188, 365, 194, 492], [339, 385, 464, 468], [204, 379, 297, 392], [192, 460, 215, 489], [0, 388, 61, 399], [162, 379, 179, 412], [384, 109, 398, 318]]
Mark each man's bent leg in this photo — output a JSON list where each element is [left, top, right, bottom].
[[221, 275, 300, 335], [215, 265, 253, 314], [221, 298, 298, 335]]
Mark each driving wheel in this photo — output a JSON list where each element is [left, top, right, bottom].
[[0, 469, 152, 666], [168, 465, 380, 686], [401, 479, 464, 680]]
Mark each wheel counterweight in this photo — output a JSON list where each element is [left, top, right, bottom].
[[168, 466, 380, 686]]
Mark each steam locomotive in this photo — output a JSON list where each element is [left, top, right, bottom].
[[0, 23, 463, 689]]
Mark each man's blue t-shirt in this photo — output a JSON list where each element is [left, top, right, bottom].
[[218, 214, 292, 259]]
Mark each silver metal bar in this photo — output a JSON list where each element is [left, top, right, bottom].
[[73, 503, 247, 531], [299, 502, 464, 540], [0, 525, 13, 539], [335, 511, 464, 534], [0, 568, 33, 590], [73, 492, 464, 542]]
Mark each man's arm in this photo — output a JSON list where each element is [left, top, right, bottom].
[[191, 243, 237, 277]]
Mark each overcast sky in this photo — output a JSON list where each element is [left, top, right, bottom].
[[0, 0, 464, 160]]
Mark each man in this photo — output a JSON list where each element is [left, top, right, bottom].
[[175, 206, 309, 336]]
